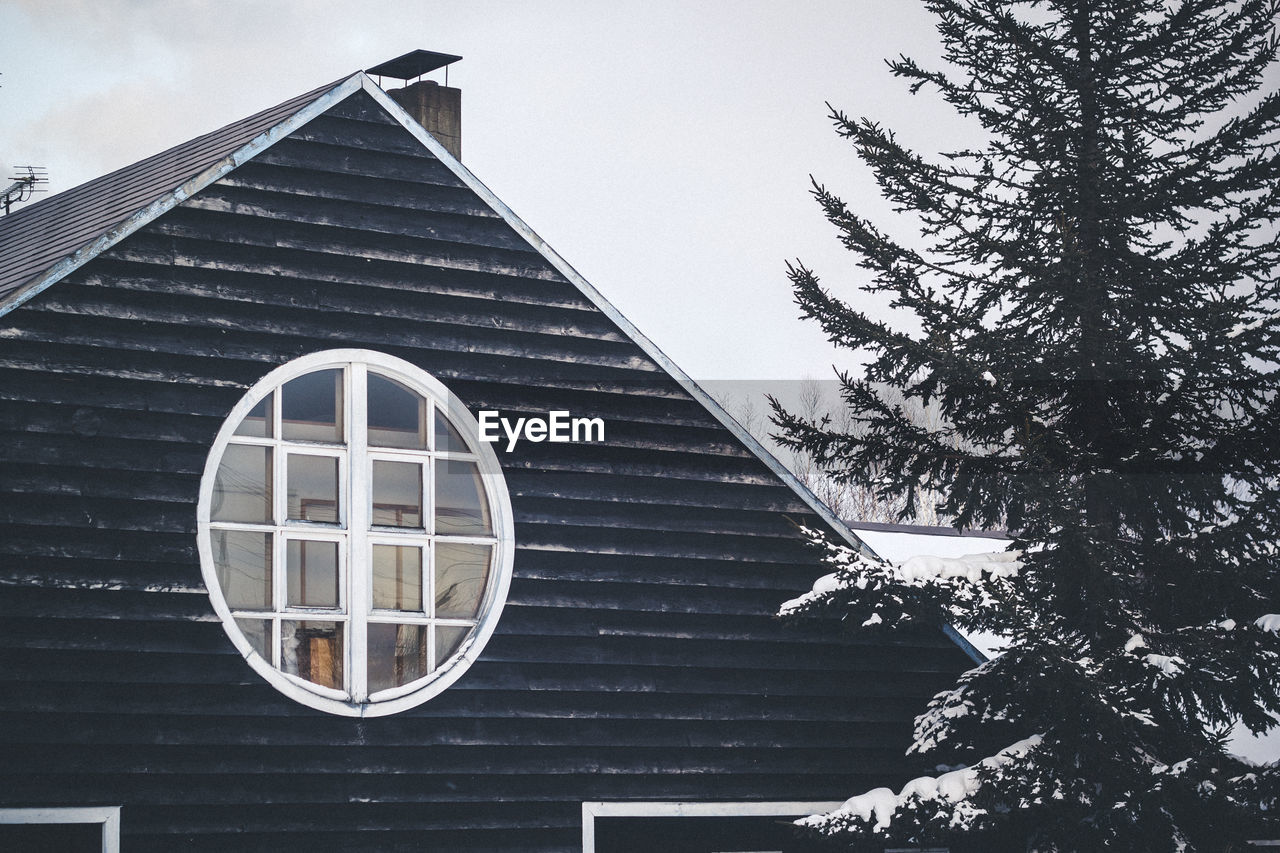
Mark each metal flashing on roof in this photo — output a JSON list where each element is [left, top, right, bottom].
[[366, 50, 462, 81]]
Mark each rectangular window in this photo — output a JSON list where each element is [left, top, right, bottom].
[[582, 802, 843, 853], [0, 807, 120, 853]]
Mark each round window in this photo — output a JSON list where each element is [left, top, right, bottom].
[[196, 350, 514, 716]]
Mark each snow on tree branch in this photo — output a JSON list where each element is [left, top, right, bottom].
[[1256, 614, 1280, 633], [777, 524, 1021, 634], [796, 734, 1045, 838], [773, 0, 1280, 846]]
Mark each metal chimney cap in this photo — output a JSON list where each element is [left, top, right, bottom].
[[366, 50, 462, 81]]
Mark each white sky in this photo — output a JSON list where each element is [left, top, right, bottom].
[[0, 0, 958, 381], [2, 1, 1277, 762]]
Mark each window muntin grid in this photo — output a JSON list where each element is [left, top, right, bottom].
[[197, 350, 513, 716]]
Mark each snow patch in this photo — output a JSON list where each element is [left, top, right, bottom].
[[897, 550, 1023, 583], [833, 787, 899, 830], [779, 548, 1022, 616], [1227, 316, 1266, 338], [811, 572, 841, 594], [802, 735, 1043, 833], [1124, 634, 1146, 653], [1254, 614, 1280, 633], [1143, 654, 1185, 676]]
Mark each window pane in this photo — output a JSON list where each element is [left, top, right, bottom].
[[213, 530, 272, 610], [287, 540, 339, 608], [435, 543, 491, 619], [235, 617, 271, 659], [287, 454, 339, 523], [435, 625, 471, 668], [372, 544, 422, 611], [435, 460, 490, 535], [282, 368, 343, 442], [434, 407, 468, 452], [281, 620, 343, 689], [372, 460, 422, 527], [367, 623, 429, 693], [234, 392, 272, 437], [368, 374, 427, 449], [211, 444, 272, 523]]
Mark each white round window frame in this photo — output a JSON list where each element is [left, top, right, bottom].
[[196, 349, 515, 717]]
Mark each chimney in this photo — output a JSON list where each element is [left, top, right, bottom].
[[367, 50, 464, 161]]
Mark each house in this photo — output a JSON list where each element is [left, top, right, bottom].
[[0, 51, 979, 852]]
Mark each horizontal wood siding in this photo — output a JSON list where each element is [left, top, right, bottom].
[[0, 89, 972, 851]]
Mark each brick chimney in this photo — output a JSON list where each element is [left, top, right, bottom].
[[367, 50, 464, 161], [387, 81, 461, 161]]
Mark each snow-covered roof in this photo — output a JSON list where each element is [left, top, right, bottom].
[[841, 521, 1012, 660], [844, 520, 1011, 564]]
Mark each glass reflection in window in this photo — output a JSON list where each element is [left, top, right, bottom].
[[435, 460, 490, 535], [282, 369, 343, 443], [435, 542, 490, 619], [366, 623, 429, 693], [368, 374, 428, 449], [235, 393, 272, 438], [282, 620, 343, 689], [211, 445, 272, 523], [434, 407, 467, 453], [287, 454, 339, 523], [213, 529, 272, 610], [435, 625, 470, 668], [287, 540, 339, 608], [372, 460, 422, 528], [235, 617, 271, 659], [372, 544, 422, 611]]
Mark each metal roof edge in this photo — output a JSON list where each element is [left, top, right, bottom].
[[0, 73, 367, 320], [844, 519, 1012, 539], [942, 625, 987, 665], [355, 75, 874, 556]]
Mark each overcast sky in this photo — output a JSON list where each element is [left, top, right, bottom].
[[0, 0, 966, 382]]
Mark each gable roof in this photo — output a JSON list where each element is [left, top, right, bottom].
[[0, 69, 981, 663]]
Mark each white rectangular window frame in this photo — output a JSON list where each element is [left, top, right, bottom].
[[581, 800, 843, 853], [0, 806, 121, 853]]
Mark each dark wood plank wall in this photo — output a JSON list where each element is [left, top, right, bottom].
[[0, 89, 972, 851]]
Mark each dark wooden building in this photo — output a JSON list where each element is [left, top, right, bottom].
[[0, 55, 978, 852]]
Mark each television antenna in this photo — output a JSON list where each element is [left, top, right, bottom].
[[2, 166, 48, 215]]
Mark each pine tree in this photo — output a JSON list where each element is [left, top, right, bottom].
[[772, 1, 1280, 849]]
